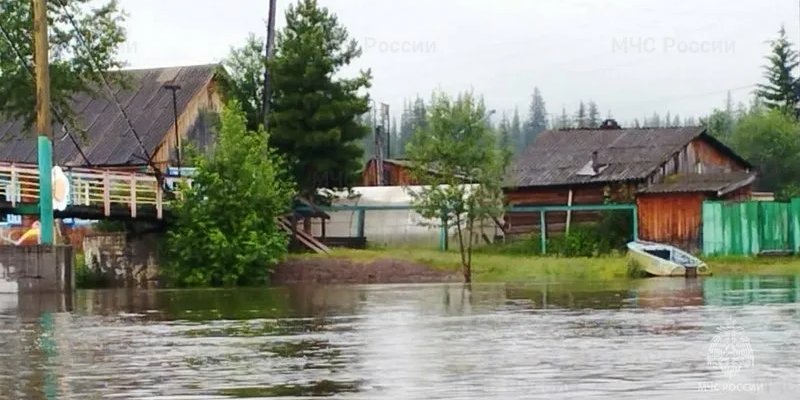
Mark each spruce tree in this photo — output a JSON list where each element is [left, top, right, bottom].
[[497, 113, 511, 152], [510, 108, 522, 152], [267, 0, 372, 195], [756, 26, 800, 112], [576, 101, 587, 128], [557, 107, 571, 129], [587, 101, 600, 128], [523, 87, 548, 147]]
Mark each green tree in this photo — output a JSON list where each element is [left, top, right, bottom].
[[756, 26, 800, 112], [510, 107, 522, 152], [729, 107, 800, 197], [223, 34, 266, 131], [587, 101, 600, 128], [523, 87, 547, 148], [166, 102, 295, 287], [0, 0, 126, 126], [575, 101, 587, 128], [406, 92, 507, 283], [555, 107, 571, 129], [497, 112, 511, 152], [267, 0, 372, 196]]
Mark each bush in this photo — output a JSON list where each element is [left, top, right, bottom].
[[74, 252, 111, 289], [164, 102, 296, 287]]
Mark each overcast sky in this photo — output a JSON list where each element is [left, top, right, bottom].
[[118, 0, 800, 125]]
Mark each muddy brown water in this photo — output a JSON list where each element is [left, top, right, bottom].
[[1, 276, 799, 399]]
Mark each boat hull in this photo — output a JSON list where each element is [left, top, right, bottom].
[[627, 242, 711, 277]]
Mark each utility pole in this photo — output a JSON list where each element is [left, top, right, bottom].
[[262, 0, 278, 128], [33, 0, 54, 245], [163, 84, 182, 177]]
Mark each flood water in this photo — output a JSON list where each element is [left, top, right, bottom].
[[1, 276, 799, 399]]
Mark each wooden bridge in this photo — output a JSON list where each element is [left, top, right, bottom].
[[0, 162, 185, 222]]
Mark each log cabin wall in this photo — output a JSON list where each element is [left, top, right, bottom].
[[504, 182, 638, 235], [361, 160, 418, 186]]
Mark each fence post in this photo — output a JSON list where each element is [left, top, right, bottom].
[[540, 210, 547, 255], [356, 208, 366, 238], [102, 171, 111, 217], [10, 164, 17, 207], [156, 182, 163, 220], [632, 206, 639, 241], [130, 174, 137, 218], [440, 216, 449, 252]]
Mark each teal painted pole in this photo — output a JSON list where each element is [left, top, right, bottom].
[[356, 208, 366, 238], [38, 136, 54, 244], [632, 207, 639, 241], [440, 217, 449, 251], [540, 211, 547, 255]]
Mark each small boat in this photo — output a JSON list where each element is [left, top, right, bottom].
[[627, 241, 711, 277]]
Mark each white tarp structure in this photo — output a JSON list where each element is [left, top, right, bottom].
[[313, 185, 501, 247]]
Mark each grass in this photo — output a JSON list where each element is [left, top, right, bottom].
[[291, 247, 630, 283], [291, 247, 800, 283]]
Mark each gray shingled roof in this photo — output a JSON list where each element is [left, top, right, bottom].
[[638, 172, 756, 195], [0, 64, 219, 166], [505, 127, 747, 188]]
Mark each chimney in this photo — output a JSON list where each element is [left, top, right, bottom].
[[600, 119, 621, 130], [592, 151, 599, 173]]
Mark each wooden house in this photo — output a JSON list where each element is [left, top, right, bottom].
[[505, 121, 755, 250], [362, 158, 419, 186], [0, 64, 223, 173]]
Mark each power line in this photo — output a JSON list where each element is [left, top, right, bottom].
[[0, 21, 93, 166], [56, 0, 163, 179]]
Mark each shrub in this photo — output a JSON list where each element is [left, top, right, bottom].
[[164, 102, 296, 287]]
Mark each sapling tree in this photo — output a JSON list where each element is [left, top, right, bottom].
[[406, 92, 507, 283]]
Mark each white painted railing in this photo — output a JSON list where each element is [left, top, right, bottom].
[[0, 163, 189, 220]]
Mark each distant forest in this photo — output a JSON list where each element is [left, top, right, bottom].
[[362, 87, 712, 159]]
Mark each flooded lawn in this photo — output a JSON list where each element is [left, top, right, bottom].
[[1, 276, 799, 399]]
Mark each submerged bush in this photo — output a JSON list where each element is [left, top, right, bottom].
[[165, 102, 296, 287]]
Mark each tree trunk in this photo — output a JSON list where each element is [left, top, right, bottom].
[[454, 213, 470, 283]]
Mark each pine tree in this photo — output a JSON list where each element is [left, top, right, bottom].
[[587, 101, 600, 128], [511, 108, 522, 152], [673, 114, 681, 127], [756, 26, 800, 112], [557, 107, 571, 129], [523, 87, 548, 147], [633, 118, 641, 128], [665, 111, 672, 127], [649, 112, 661, 128], [268, 0, 372, 195], [575, 101, 587, 128], [497, 112, 511, 152]]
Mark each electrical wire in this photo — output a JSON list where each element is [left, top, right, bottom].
[[0, 21, 93, 166], [56, 0, 163, 180]]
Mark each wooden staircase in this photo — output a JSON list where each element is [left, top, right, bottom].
[[277, 217, 331, 255]]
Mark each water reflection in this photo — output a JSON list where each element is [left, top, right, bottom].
[[0, 277, 798, 399]]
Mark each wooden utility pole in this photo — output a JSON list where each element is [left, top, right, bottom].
[[33, 0, 54, 245], [262, 0, 278, 128]]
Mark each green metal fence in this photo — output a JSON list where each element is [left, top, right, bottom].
[[702, 199, 800, 256]]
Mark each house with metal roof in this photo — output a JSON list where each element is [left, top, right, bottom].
[[0, 63, 223, 176], [505, 120, 755, 250]]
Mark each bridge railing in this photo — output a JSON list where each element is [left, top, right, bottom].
[[0, 163, 191, 220]]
